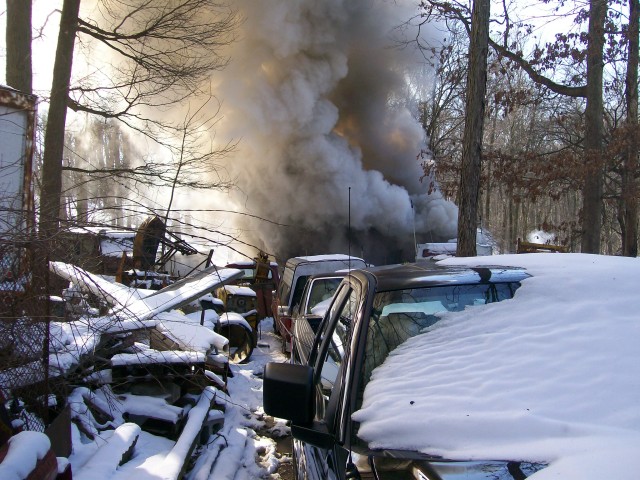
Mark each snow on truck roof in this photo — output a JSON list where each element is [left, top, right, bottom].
[[353, 253, 640, 480], [226, 260, 279, 267], [285, 254, 367, 268]]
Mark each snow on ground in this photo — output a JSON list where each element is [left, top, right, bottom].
[[186, 320, 292, 480], [353, 253, 640, 480], [65, 317, 290, 480]]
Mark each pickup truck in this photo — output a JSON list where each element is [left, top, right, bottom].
[[263, 262, 533, 480], [272, 254, 366, 353]]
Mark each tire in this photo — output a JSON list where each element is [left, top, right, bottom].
[[216, 322, 256, 364]]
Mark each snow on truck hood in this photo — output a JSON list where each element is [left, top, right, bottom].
[[352, 253, 640, 480]]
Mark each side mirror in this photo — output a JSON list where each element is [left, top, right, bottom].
[[263, 362, 314, 424], [263, 362, 337, 450]]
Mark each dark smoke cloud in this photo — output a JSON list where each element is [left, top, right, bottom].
[[210, 0, 457, 265]]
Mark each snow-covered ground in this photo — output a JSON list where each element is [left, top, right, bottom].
[[65, 318, 291, 480]]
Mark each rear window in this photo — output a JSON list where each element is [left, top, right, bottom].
[[290, 275, 310, 311], [278, 265, 295, 304]]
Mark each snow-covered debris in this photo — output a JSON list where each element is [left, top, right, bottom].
[[98, 231, 135, 258], [73, 423, 141, 480], [110, 350, 206, 367], [117, 266, 243, 321], [39, 261, 289, 479], [50, 261, 148, 309], [154, 310, 229, 353], [0, 431, 52, 480], [49, 261, 243, 324], [124, 387, 219, 480], [50, 318, 290, 480], [220, 285, 256, 297], [47, 262, 242, 377]]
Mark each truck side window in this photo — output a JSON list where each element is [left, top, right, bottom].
[[318, 288, 358, 398]]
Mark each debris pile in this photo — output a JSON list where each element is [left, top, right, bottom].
[[2, 261, 251, 478]]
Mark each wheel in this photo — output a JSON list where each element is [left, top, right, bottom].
[[216, 322, 256, 364]]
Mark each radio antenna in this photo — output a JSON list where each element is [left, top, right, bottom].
[[412, 199, 418, 259], [348, 186, 351, 271]]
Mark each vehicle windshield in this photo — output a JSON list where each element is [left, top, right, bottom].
[[362, 282, 521, 388], [351, 281, 522, 454]]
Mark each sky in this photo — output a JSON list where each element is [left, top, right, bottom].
[[354, 252, 640, 480]]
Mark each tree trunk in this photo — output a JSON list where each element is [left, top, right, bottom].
[[5, 0, 32, 93], [38, 0, 81, 239], [484, 99, 498, 229], [580, 0, 607, 253], [457, 0, 490, 256], [622, 0, 639, 257]]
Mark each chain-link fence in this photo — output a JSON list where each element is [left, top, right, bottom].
[[0, 244, 56, 432]]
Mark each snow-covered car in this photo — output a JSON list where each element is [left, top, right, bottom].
[[263, 262, 533, 479], [264, 253, 640, 480]]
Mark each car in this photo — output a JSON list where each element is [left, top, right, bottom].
[[263, 262, 533, 479], [272, 254, 366, 353]]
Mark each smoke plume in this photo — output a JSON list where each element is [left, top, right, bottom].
[[211, 0, 457, 264]]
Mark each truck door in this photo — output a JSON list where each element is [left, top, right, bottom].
[[294, 283, 362, 480]]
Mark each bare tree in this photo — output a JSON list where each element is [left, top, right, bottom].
[[581, 0, 607, 253], [39, 0, 81, 239], [457, 0, 491, 256], [5, 0, 32, 93], [621, 0, 639, 256], [418, 0, 611, 253], [38, 0, 239, 237]]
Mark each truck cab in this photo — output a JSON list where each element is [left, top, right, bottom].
[[272, 254, 366, 353]]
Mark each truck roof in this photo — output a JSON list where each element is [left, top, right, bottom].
[[284, 254, 365, 268], [356, 262, 529, 292]]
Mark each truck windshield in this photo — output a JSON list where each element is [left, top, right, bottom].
[[362, 282, 521, 386]]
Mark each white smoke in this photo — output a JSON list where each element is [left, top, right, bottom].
[[208, 0, 457, 264]]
